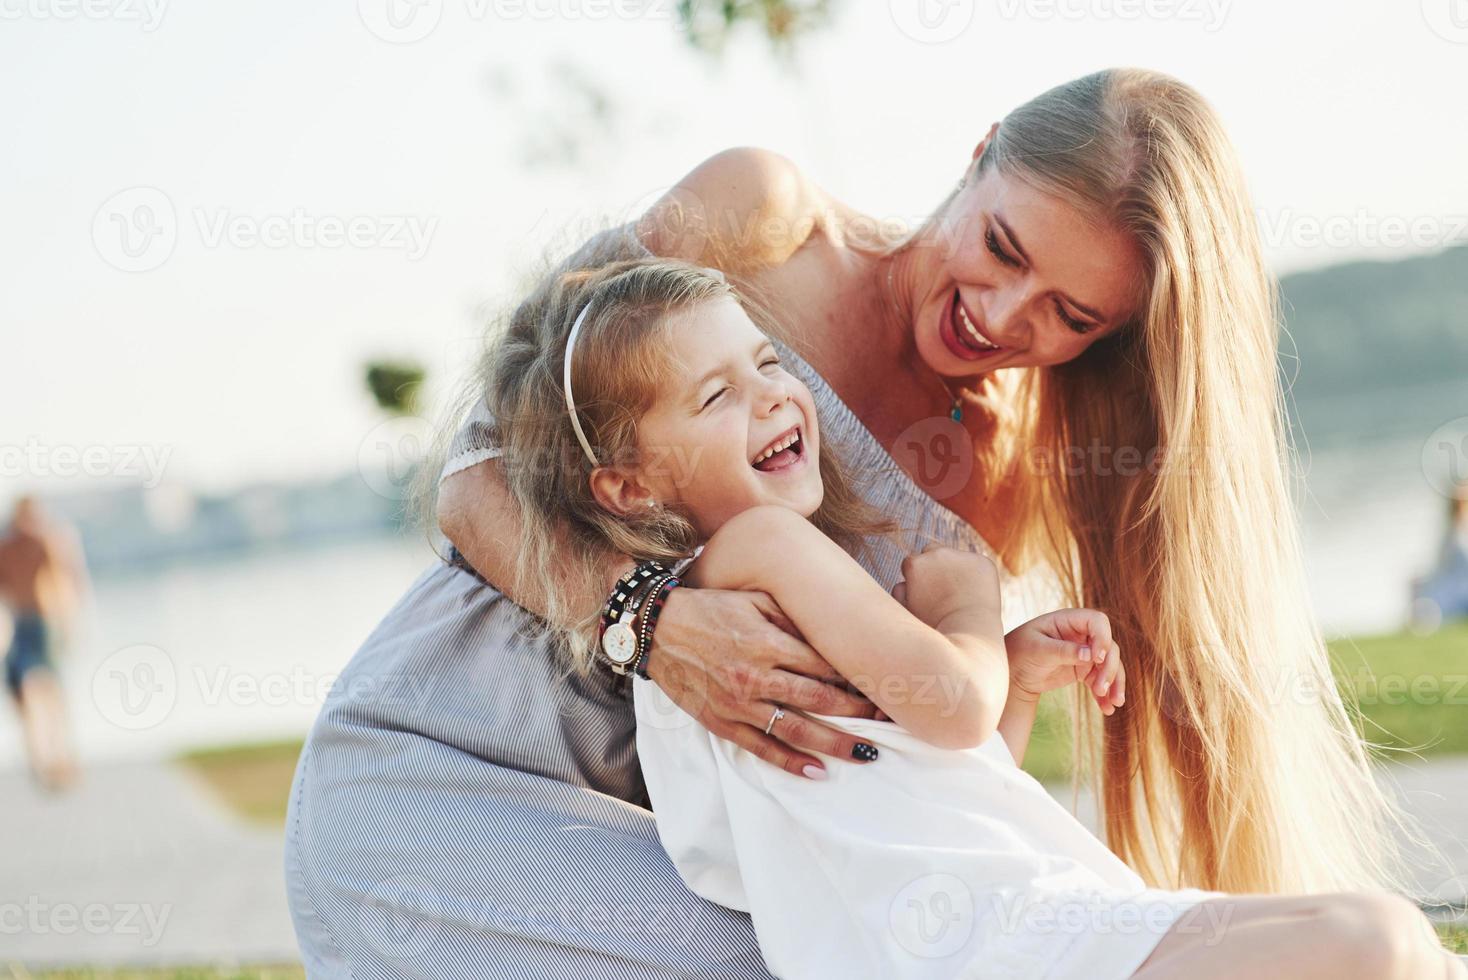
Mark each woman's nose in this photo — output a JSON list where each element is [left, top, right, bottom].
[[982, 287, 1031, 348]]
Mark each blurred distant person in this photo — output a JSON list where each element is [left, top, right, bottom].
[[1411, 489, 1468, 633], [0, 496, 85, 789]]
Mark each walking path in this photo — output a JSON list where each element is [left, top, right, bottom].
[[3, 755, 1465, 967]]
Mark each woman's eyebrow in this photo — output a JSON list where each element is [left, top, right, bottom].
[[997, 213, 1106, 322]]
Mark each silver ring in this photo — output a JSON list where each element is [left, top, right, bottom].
[[764, 706, 785, 736]]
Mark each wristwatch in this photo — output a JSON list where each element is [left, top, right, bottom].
[[601, 572, 670, 673]]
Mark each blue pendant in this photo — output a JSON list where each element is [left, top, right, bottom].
[[950, 404, 963, 422]]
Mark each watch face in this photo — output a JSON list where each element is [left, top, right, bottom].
[[602, 621, 638, 665]]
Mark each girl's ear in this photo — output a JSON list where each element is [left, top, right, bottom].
[[589, 466, 658, 517]]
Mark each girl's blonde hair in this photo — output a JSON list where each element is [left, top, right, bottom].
[[916, 68, 1432, 896], [477, 249, 891, 676]]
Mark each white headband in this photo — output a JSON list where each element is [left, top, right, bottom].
[[562, 265, 728, 469]]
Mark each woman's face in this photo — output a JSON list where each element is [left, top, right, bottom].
[[909, 159, 1147, 378], [630, 296, 825, 538]]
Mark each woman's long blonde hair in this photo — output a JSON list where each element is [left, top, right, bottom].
[[473, 251, 890, 677], [941, 68, 1432, 896]]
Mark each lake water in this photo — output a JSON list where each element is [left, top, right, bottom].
[[2, 399, 1463, 769]]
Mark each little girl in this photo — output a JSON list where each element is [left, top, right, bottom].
[[480, 256, 1230, 979]]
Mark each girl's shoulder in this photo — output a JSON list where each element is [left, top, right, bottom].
[[685, 506, 828, 592]]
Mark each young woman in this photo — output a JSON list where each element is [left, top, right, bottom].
[[473, 255, 1463, 979], [285, 69, 1463, 976]]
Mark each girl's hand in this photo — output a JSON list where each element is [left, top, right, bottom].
[[1004, 608, 1126, 716], [645, 587, 884, 779]]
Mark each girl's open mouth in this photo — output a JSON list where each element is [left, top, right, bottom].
[[750, 424, 806, 473], [939, 288, 1006, 362]]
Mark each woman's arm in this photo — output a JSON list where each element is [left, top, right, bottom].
[[437, 463, 884, 780], [691, 506, 1009, 751]]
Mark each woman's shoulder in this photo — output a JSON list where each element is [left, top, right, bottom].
[[638, 147, 840, 273]]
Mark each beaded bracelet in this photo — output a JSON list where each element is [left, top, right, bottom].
[[598, 560, 668, 640], [631, 576, 681, 680], [602, 569, 674, 674]]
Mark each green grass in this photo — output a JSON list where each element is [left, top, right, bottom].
[[1017, 622, 1468, 783], [176, 739, 304, 825], [1441, 922, 1468, 954]]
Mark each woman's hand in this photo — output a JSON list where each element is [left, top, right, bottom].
[[645, 587, 884, 779], [1004, 608, 1126, 716]]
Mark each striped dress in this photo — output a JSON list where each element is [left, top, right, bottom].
[[283, 228, 1067, 978]]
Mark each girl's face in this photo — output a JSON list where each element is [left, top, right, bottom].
[[910, 161, 1147, 377], [632, 296, 824, 538]]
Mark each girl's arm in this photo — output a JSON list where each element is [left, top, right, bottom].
[[996, 686, 1040, 767], [690, 505, 1009, 751]]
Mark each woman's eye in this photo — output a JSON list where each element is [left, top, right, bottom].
[[1055, 301, 1094, 335], [985, 227, 1021, 268]]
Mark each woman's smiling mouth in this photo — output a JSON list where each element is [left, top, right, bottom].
[[939, 288, 1007, 362]]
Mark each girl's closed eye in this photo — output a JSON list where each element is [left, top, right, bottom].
[[701, 386, 730, 411]]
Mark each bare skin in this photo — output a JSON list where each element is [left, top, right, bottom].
[[1, 498, 84, 790]]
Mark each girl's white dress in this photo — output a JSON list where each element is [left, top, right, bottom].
[[633, 679, 1228, 979]]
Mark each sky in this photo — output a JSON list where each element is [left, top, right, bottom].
[[3, 0, 1465, 496]]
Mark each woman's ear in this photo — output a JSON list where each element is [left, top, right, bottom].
[[589, 466, 658, 518], [970, 121, 1001, 164]]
